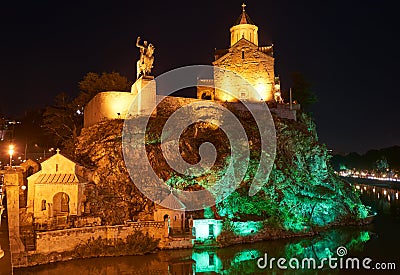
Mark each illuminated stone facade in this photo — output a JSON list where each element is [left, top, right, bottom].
[[84, 76, 156, 128], [213, 39, 275, 102], [26, 151, 88, 224], [198, 4, 277, 103], [154, 193, 186, 233]]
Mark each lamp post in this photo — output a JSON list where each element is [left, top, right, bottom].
[[8, 144, 14, 167]]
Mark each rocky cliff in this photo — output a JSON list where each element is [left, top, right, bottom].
[[75, 108, 368, 230]]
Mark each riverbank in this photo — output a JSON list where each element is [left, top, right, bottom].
[[14, 216, 374, 270], [341, 176, 400, 190]]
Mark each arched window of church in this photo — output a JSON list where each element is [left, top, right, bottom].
[[242, 50, 245, 59], [56, 164, 58, 172]]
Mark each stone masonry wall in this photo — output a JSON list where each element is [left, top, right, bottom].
[[35, 221, 165, 254], [213, 39, 275, 102]]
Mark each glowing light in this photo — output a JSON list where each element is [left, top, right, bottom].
[[8, 144, 14, 166], [396, 193, 398, 199], [8, 144, 14, 155], [384, 190, 387, 195], [255, 83, 267, 98], [373, 188, 375, 193]]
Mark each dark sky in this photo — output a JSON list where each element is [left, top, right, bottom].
[[0, 0, 398, 154]]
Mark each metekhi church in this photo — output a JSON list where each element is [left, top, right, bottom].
[[197, 3, 277, 102], [84, 4, 298, 128]]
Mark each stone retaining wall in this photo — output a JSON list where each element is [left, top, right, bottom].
[[35, 221, 165, 254]]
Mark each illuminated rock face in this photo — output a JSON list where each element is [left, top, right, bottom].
[[213, 39, 275, 102], [77, 109, 368, 231]]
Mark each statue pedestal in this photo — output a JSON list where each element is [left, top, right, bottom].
[[131, 76, 156, 117]]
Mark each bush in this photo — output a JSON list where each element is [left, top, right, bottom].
[[74, 230, 160, 258]]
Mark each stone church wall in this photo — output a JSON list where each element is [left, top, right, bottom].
[[213, 40, 275, 102]]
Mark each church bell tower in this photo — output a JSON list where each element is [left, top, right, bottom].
[[230, 3, 259, 46]]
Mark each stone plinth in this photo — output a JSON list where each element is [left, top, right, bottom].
[[130, 75, 157, 117]]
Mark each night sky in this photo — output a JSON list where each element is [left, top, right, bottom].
[[0, 0, 398, 154]]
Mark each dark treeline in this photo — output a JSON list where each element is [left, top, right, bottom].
[[331, 146, 400, 171]]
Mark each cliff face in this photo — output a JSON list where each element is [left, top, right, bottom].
[[76, 110, 368, 229]]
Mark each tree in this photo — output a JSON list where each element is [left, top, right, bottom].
[[375, 157, 389, 173], [291, 72, 317, 110], [42, 72, 132, 157], [42, 93, 81, 157], [76, 72, 132, 108]]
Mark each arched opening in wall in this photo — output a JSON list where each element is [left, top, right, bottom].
[[53, 192, 69, 216], [27, 166, 34, 177], [201, 92, 212, 100], [163, 214, 169, 221]]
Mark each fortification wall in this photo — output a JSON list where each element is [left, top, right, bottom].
[[84, 92, 136, 128]]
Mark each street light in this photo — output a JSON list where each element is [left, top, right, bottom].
[[8, 144, 14, 167]]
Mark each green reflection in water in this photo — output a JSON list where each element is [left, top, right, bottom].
[[192, 228, 371, 274]]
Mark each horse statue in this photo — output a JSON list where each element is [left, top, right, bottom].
[[136, 36, 155, 79]]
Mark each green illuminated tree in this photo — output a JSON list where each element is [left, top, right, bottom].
[[375, 157, 389, 172]]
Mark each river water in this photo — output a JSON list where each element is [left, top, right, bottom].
[[14, 182, 400, 274]]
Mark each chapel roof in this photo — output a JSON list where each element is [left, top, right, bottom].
[[159, 192, 186, 210], [34, 173, 86, 184]]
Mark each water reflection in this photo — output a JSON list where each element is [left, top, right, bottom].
[[15, 227, 373, 275], [355, 183, 400, 217], [15, 183, 400, 274]]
